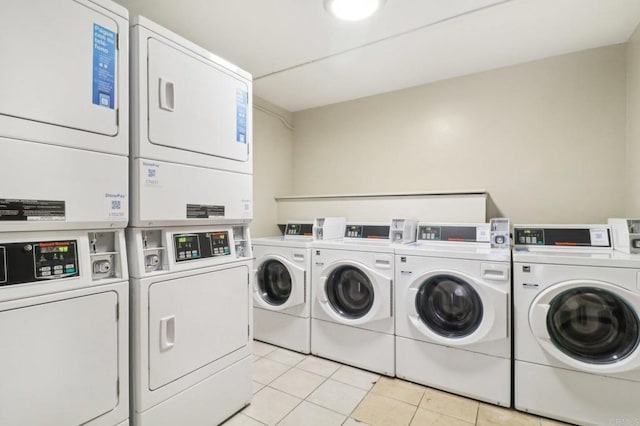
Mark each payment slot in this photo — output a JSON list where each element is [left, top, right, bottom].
[[608, 218, 640, 254]]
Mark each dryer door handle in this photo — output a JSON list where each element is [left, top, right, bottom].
[[159, 78, 175, 111], [160, 316, 176, 351], [481, 263, 509, 281]]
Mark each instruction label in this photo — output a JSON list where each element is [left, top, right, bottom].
[[93, 23, 116, 109], [0, 199, 65, 221], [236, 88, 248, 143], [187, 204, 225, 219]]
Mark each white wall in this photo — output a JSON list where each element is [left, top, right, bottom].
[[290, 45, 628, 224], [628, 24, 640, 216], [250, 97, 294, 237]]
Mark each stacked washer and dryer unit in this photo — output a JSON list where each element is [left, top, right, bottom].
[[311, 219, 417, 376], [513, 223, 640, 425], [0, 1, 130, 425], [253, 218, 345, 353], [395, 219, 512, 406], [127, 17, 254, 425]]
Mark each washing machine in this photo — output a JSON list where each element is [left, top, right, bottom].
[[513, 224, 640, 425], [0, 229, 129, 426], [394, 220, 512, 406], [127, 225, 253, 425], [253, 218, 345, 353], [130, 16, 252, 227], [0, 0, 129, 232], [311, 219, 416, 376]]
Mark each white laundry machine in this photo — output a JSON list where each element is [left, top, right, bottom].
[[0, 229, 129, 426], [395, 220, 512, 406], [129, 16, 252, 227], [0, 0, 129, 232], [513, 224, 640, 425], [311, 219, 416, 376], [253, 218, 345, 353], [127, 225, 253, 426]]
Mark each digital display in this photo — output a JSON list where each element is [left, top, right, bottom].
[[39, 246, 69, 254], [174, 232, 230, 262], [34, 241, 78, 279], [514, 228, 610, 247], [285, 223, 313, 236], [174, 234, 201, 261], [419, 226, 441, 241]]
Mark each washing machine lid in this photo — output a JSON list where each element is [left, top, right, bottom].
[[317, 259, 392, 325], [529, 279, 640, 374], [406, 268, 509, 346], [254, 254, 306, 310]]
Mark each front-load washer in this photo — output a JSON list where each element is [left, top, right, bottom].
[[311, 219, 416, 376], [513, 224, 640, 425], [0, 229, 129, 426], [127, 224, 253, 425], [130, 17, 252, 227], [0, 0, 129, 231], [252, 218, 345, 353], [395, 220, 511, 406]]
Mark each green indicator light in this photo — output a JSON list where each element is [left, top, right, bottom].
[[178, 237, 187, 243]]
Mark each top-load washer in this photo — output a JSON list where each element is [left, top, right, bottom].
[[513, 224, 640, 425], [311, 219, 416, 376], [130, 16, 252, 227], [0, 229, 129, 426], [253, 218, 345, 353], [395, 220, 511, 406], [127, 224, 254, 425], [0, 0, 130, 231]]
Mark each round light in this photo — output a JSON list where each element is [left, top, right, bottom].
[[324, 0, 386, 21]]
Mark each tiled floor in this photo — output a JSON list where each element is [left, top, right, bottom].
[[223, 341, 569, 426]]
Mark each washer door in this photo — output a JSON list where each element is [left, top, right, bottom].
[[530, 280, 640, 374], [254, 255, 305, 310], [317, 260, 391, 325], [407, 269, 508, 346]]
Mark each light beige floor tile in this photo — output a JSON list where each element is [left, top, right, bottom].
[[269, 367, 326, 398], [252, 381, 265, 394], [410, 408, 474, 426], [351, 393, 417, 426], [371, 377, 425, 406], [307, 378, 367, 415], [252, 354, 261, 362], [419, 388, 478, 424], [222, 412, 266, 425], [297, 356, 342, 377], [343, 419, 371, 426], [477, 404, 540, 426], [242, 387, 301, 426], [253, 340, 279, 357], [252, 358, 291, 385], [279, 401, 346, 426], [331, 365, 381, 391], [265, 348, 308, 366]]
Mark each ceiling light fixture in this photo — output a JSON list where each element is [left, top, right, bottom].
[[324, 0, 386, 21]]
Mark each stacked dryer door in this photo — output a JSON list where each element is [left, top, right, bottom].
[[0, 229, 130, 426], [513, 225, 640, 425], [253, 237, 312, 353], [127, 226, 253, 426], [0, 0, 129, 232], [311, 241, 395, 376], [130, 16, 252, 228]]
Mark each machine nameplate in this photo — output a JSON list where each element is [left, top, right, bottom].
[[186, 204, 225, 219], [0, 199, 66, 221]]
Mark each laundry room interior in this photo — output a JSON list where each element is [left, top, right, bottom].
[[1, 1, 640, 426]]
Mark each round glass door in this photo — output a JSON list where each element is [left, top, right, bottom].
[[257, 260, 292, 306], [416, 274, 483, 338], [546, 287, 640, 364], [325, 266, 374, 319]]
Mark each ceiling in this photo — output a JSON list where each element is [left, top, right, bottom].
[[114, 0, 640, 112]]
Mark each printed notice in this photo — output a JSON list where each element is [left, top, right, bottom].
[[0, 199, 65, 221], [93, 23, 116, 109], [187, 204, 225, 219], [236, 88, 248, 143]]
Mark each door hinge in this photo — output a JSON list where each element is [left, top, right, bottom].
[[116, 33, 120, 50], [116, 378, 120, 397], [247, 324, 250, 338], [116, 302, 119, 321], [390, 280, 393, 317], [303, 271, 307, 303]]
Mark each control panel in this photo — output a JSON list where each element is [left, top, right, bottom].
[[285, 223, 313, 237], [417, 225, 490, 243], [514, 227, 611, 247], [174, 231, 230, 262], [0, 240, 79, 286], [344, 224, 390, 239]]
